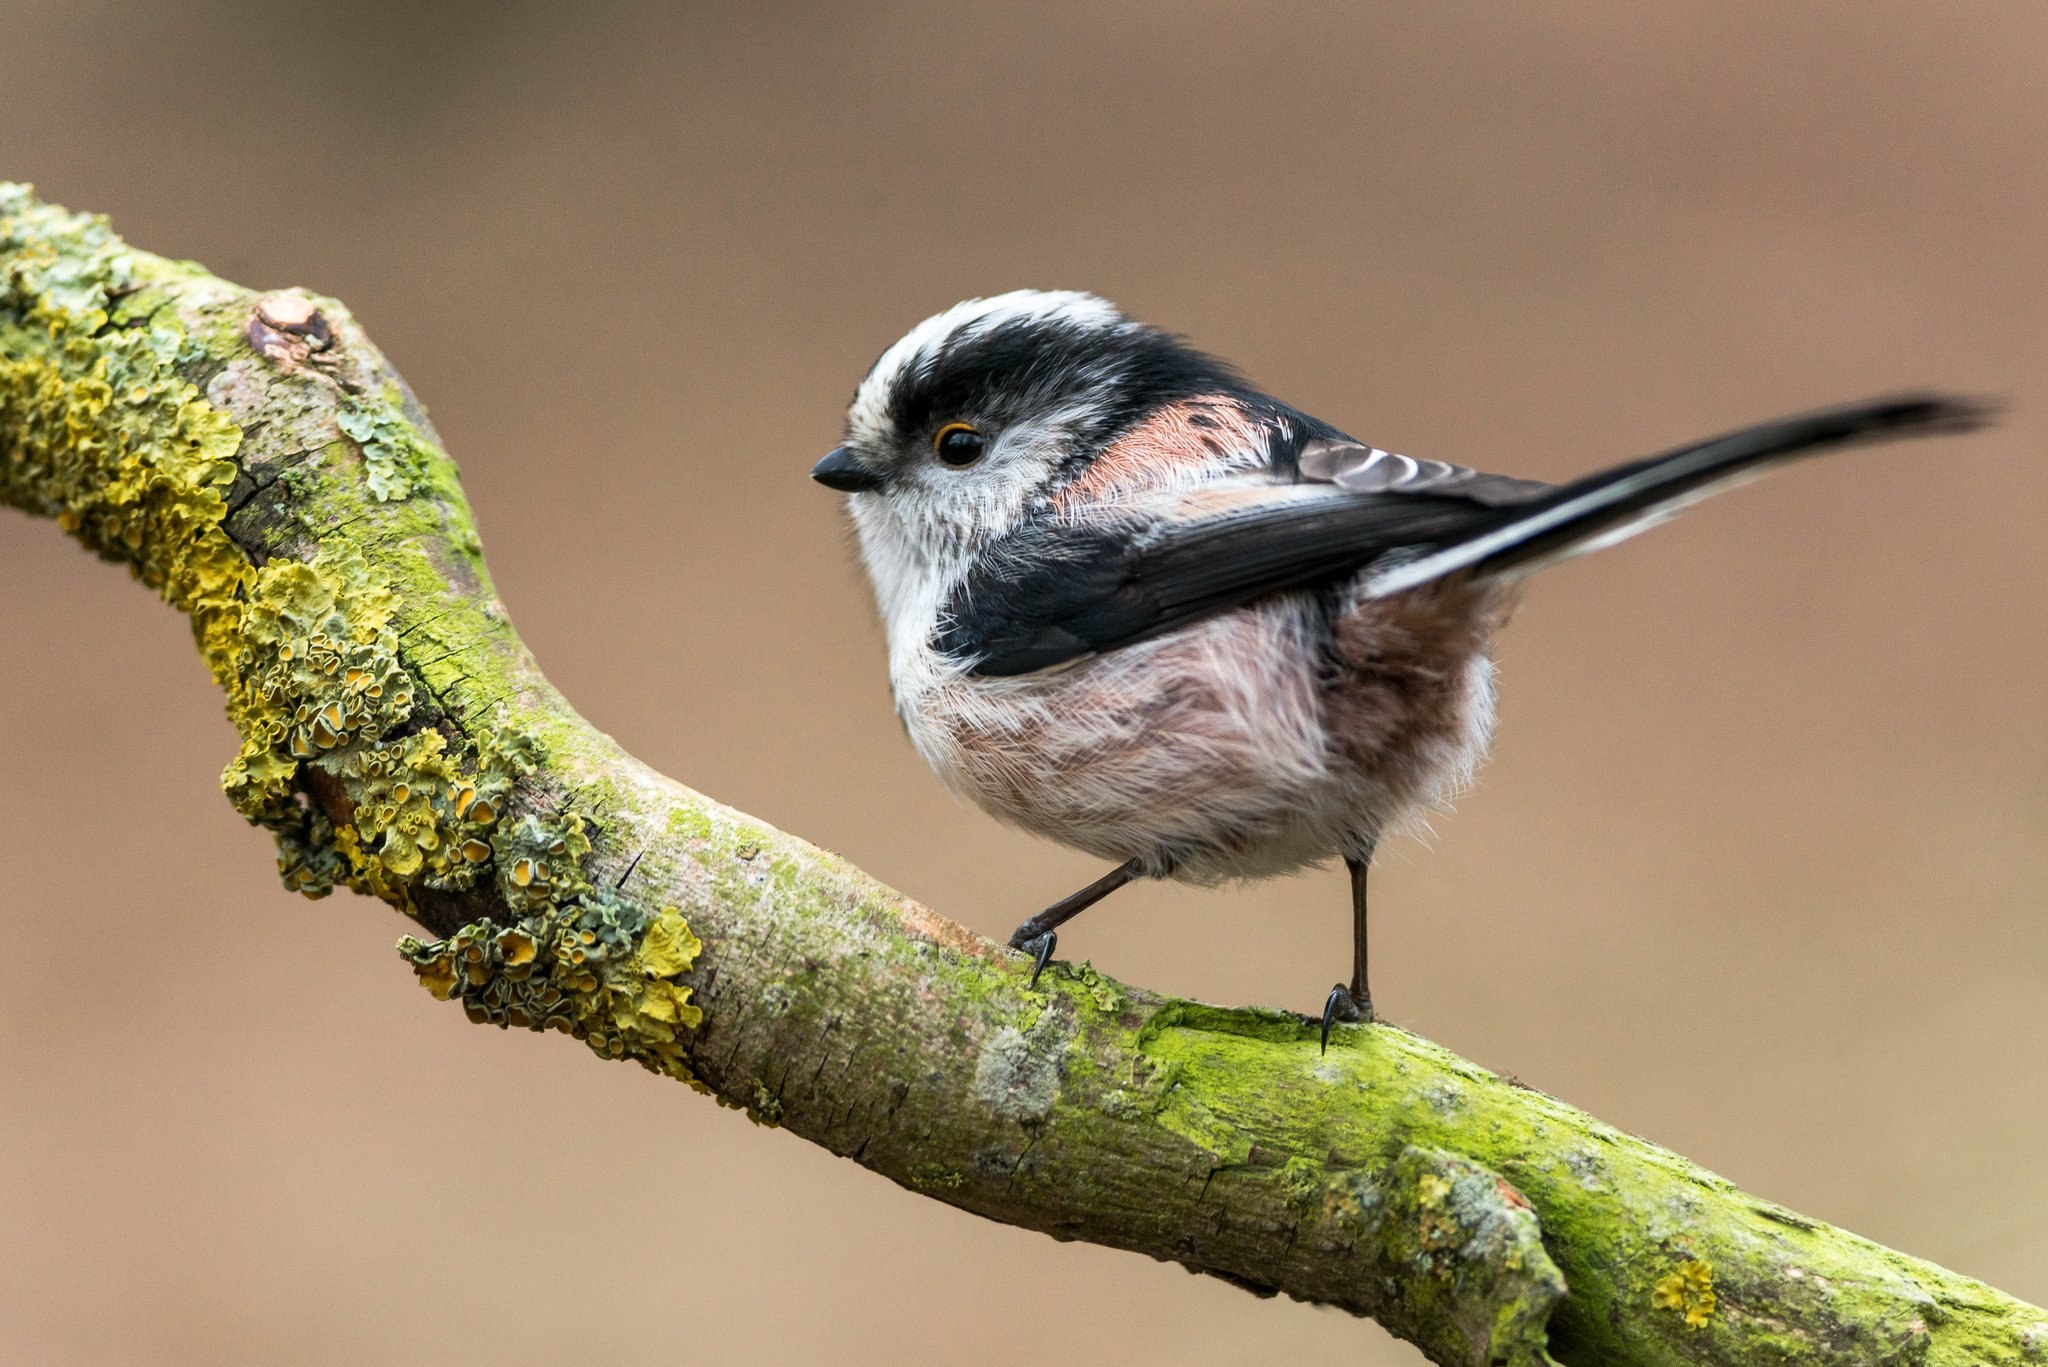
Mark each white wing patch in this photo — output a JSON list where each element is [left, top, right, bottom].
[[1298, 437, 1473, 493]]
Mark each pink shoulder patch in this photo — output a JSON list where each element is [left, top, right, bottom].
[[1053, 396, 1268, 510]]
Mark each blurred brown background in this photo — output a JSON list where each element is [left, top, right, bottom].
[[2, 2, 2043, 1363]]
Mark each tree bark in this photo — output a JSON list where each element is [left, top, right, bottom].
[[2, 182, 2041, 1367]]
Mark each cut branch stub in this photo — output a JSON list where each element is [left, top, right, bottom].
[[5, 182, 2045, 1367]]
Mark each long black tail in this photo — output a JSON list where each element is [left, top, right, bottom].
[[1364, 394, 1993, 598]]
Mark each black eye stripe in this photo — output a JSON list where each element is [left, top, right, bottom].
[[883, 315, 1246, 449]]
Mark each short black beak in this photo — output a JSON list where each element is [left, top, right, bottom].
[[811, 445, 886, 493]]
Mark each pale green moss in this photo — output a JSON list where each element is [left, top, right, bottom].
[[337, 386, 434, 503]]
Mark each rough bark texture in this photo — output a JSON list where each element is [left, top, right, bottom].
[[2, 183, 2042, 1367]]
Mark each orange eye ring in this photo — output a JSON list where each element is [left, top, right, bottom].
[[932, 422, 986, 467]]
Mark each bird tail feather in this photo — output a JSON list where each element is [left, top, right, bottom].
[[1363, 394, 1993, 599]]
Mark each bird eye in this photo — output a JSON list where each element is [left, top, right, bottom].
[[933, 422, 986, 467]]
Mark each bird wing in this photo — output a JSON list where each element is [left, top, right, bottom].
[[936, 395, 1986, 677], [933, 477, 1500, 676]]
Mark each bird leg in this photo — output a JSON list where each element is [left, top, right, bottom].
[[1007, 858, 1142, 988], [1320, 848, 1378, 1051]]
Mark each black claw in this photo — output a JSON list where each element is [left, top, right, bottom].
[[1320, 983, 1373, 1053], [1320, 984, 1346, 1053], [1022, 930, 1057, 989]]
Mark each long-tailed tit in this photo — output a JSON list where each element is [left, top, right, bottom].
[[812, 290, 1986, 1047]]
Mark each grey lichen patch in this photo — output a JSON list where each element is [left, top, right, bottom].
[[1422, 1080, 1467, 1116], [1318, 1169, 1385, 1230], [972, 1006, 1074, 1125], [1376, 1147, 1566, 1367], [1564, 1146, 1608, 1191]]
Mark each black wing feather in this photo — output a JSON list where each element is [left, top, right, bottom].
[[935, 492, 1480, 675]]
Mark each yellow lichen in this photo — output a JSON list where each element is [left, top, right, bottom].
[[5, 183, 707, 1078], [1074, 962, 1124, 1015], [1, 185, 251, 699], [1653, 1258, 1717, 1329], [215, 541, 529, 909], [0, 185, 522, 916], [396, 811, 704, 1067], [638, 904, 704, 978], [398, 898, 706, 1081], [414, 952, 459, 1002], [748, 1080, 784, 1128]]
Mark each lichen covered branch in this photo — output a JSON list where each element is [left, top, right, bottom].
[[4, 184, 2042, 1367]]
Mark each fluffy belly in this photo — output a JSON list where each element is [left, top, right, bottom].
[[902, 581, 1506, 883]]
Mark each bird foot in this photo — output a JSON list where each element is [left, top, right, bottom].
[[1009, 928, 1058, 989], [1320, 983, 1374, 1053]]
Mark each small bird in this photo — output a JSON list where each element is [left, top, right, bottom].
[[812, 290, 1985, 1047]]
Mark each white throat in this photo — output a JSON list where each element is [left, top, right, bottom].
[[848, 494, 971, 687]]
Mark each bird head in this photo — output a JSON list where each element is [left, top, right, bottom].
[[814, 290, 1244, 571]]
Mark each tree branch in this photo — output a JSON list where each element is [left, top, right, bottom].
[[2, 183, 2040, 1367]]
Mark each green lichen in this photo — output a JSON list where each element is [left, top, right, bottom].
[[0, 190, 469, 908], [389, 743, 708, 1081], [1277, 1155, 1326, 1206], [496, 810, 593, 914], [337, 387, 434, 503], [1073, 962, 1124, 1015], [748, 1080, 784, 1127]]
